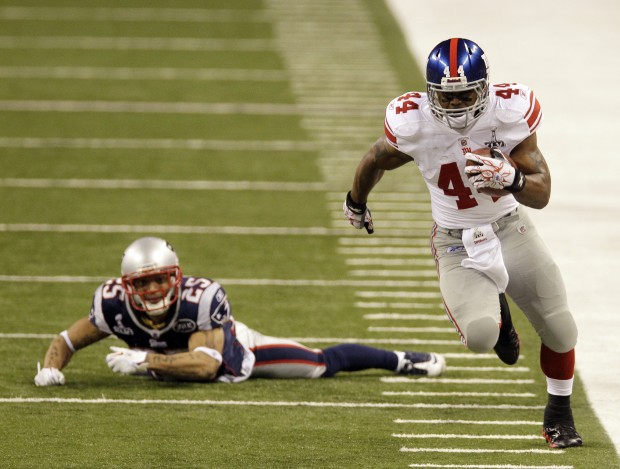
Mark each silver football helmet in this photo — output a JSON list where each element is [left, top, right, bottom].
[[120, 237, 182, 317]]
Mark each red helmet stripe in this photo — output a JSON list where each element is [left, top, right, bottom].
[[449, 38, 459, 77]]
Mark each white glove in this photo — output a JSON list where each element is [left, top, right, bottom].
[[343, 191, 374, 234], [465, 151, 523, 192], [34, 363, 65, 386], [105, 346, 149, 375]]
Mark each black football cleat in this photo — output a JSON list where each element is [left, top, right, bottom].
[[542, 423, 583, 448], [494, 324, 520, 365], [494, 293, 520, 365]]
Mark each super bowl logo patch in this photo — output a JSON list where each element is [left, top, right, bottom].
[[517, 224, 527, 235], [472, 228, 488, 245]]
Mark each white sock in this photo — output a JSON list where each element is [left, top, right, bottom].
[[546, 376, 574, 396], [394, 351, 406, 372]]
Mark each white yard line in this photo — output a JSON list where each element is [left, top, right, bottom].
[[0, 178, 328, 192], [395, 433, 541, 440], [401, 448, 563, 455], [0, 397, 542, 410], [363, 313, 447, 320], [0, 36, 275, 51], [0, 7, 270, 22], [349, 270, 437, 277], [368, 326, 452, 333], [384, 392, 535, 397], [0, 66, 288, 81], [0, 333, 457, 346], [0, 275, 445, 289], [0, 99, 380, 117], [408, 465, 571, 469], [394, 419, 540, 425], [382, 378, 535, 385], [0, 137, 321, 151]]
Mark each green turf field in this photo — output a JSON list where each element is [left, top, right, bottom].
[[0, 1, 618, 468]]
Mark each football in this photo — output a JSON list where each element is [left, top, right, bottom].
[[466, 147, 517, 197]]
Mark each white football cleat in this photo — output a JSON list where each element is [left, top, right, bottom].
[[396, 352, 446, 377]]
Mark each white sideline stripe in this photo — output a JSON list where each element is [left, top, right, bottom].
[[0, 36, 276, 51], [0, 66, 288, 81], [0, 137, 321, 151], [408, 465, 572, 469], [0, 397, 538, 410], [363, 313, 447, 321], [395, 433, 540, 440], [382, 377, 536, 385], [0, 7, 270, 22], [0, 333, 457, 346], [395, 419, 541, 425], [401, 448, 563, 455], [0, 178, 328, 192], [0, 275, 443, 289], [383, 391, 535, 397], [368, 326, 453, 333]]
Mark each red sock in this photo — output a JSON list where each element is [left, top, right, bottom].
[[540, 344, 574, 380]]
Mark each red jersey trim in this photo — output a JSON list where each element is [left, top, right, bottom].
[[525, 92, 542, 133], [384, 118, 398, 148]]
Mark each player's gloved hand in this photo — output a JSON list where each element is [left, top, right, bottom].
[[464, 150, 525, 193], [105, 346, 149, 375], [343, 191, 374, 234], [34, 363, 65, 386]]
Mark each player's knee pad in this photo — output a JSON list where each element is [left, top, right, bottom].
[[540, 311, 578, 353], [465, 316, 500, 353]]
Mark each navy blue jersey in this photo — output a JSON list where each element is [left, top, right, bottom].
[[89, 276, 254, 382]]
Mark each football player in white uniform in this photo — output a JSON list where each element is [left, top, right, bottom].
[[35, 237, 445, 386], [343, 38, 581, 449]]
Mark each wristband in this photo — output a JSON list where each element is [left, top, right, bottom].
[[60, 330, 76, 352], [505, 169, 526, 193], [194, 346, 223, 365], [346, 191, 367, 214]]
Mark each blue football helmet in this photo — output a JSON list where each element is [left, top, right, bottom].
[[426, 38, 489, 129]]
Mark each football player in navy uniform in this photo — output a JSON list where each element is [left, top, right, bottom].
[[35, 237, 445, 386]]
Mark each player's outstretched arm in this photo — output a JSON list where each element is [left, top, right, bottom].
[[344, 136, 413, 233], [509, 133, 551, 209], [35, 317, 109, 386], [351, 136, 413, 204], [141, 329, 224, 382]]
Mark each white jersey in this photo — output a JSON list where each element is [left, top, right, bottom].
[[384, 83, 543, 229]]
